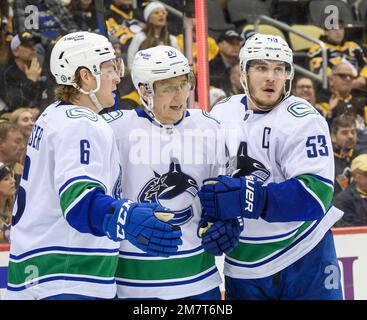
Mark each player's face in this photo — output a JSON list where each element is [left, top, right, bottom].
[[0, 174, 16, 197], [152, 75, 190, 125], [246, 60, 288, 110], [17, 111, 35, 139], [96, 60, 121, 107], [332, 125, 357, 150]]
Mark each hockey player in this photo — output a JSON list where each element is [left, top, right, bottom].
[[105, 45, 240, 299], [6, 32, 182, 300], [199, 34, 344, 300]]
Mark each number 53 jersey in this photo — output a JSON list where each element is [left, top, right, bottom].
[[211, 94, 343, 279]]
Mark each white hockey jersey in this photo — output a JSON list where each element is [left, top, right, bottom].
[[211, 94, 343, 279], [105, 108, 226, 299], [6, 101, 121, 300]]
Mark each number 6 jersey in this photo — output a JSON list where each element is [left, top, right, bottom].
[[6, 102, 122, 300]]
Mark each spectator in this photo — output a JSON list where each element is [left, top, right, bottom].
[[106, 0, 144, 55], [292, 76, 326, 114], [127, 2, 179, 70], [209, 29, 241, 93], [317, 62, 367, 126], [308, 19, 367, 91], [226, 62, 242, 96], [9, 107, 35, 148], [333, 154, 367, 227], [12, 0, 78, 48], [209, 87, 227, 110], [67, 0, 99, 32], [0, 121, 25, 189], [0, 163, 15, 244], [330, 115, 364, 196], [0, 32, 49, 113]]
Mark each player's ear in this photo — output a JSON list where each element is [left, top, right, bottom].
[[78, 68, 94, 90], [139, 84, 149, 101]]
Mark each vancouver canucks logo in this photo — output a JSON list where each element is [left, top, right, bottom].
[[230, 142, 271, 183], [138, 159, 199, 225], [112, 165, 122, 199]]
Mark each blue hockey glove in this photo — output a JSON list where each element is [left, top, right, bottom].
[[103, 199, 183, 257], [198, 175, 266, 220], [198, 216, 244, 256]]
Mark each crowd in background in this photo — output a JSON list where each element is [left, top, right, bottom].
[[0, 0, 367, 243]]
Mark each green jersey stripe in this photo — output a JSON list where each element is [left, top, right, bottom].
[[116, 251, 215, 281], [8, 253, 118, 285], [227, 220, 314, 262], [296, 174, 333, 211], [60, 181, 105, 215]]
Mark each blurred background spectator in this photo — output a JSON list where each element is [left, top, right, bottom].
[[330, 114, 367, 196], [308, 19, 367, 92], [9, 107, 35, 151], [0, 32, 49, 114], [209, 86, 226, 110], [0, 0, 13, 67], [317, 62, 367, 126], [106, 0, 144, 61], [334, 154, 367, 227], [67, 0, 99, 33], [0, 121, 25, 189], [127, 1, 178, 70], [209, 29, 241, 93], [0, 162, 15, 244]]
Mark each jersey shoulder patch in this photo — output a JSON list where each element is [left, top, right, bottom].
[[65, 107, 99, 122], [101, 110, 124, 123], [287, 102, 319, 118]]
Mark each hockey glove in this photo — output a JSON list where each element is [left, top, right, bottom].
[[103, 199, 182, 257], [198, 216, 244, 256], [198, 175, 266, 220]]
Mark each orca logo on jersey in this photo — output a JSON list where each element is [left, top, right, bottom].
[[230, 142, 271, 183], [138, 159, 199, 225], [112, 165, 122, 199]]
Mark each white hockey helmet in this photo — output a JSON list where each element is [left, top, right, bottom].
[[50, 32, 123, 110], [240, 33, 294, 78], [131, 45, 194, 113]]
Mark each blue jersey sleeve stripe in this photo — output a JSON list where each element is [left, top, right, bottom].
[[59, 175, 107, 195], [306, 173, 334, 187]]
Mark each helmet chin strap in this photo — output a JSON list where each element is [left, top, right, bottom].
[[73, 79, 104, 112], [139, 93, 172, 128]]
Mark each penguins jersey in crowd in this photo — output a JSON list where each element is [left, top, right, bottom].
[[105, 108, 226, 299], [210, 94, 344, 279], [7, 101, 122, 300]]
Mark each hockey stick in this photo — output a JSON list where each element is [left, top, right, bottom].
[[95, 0, 108, 36]]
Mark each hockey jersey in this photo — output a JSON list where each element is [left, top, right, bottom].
[[6, 101, 122, 300], [105, 108, 225, 299], [211, 94, 343, 279]]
